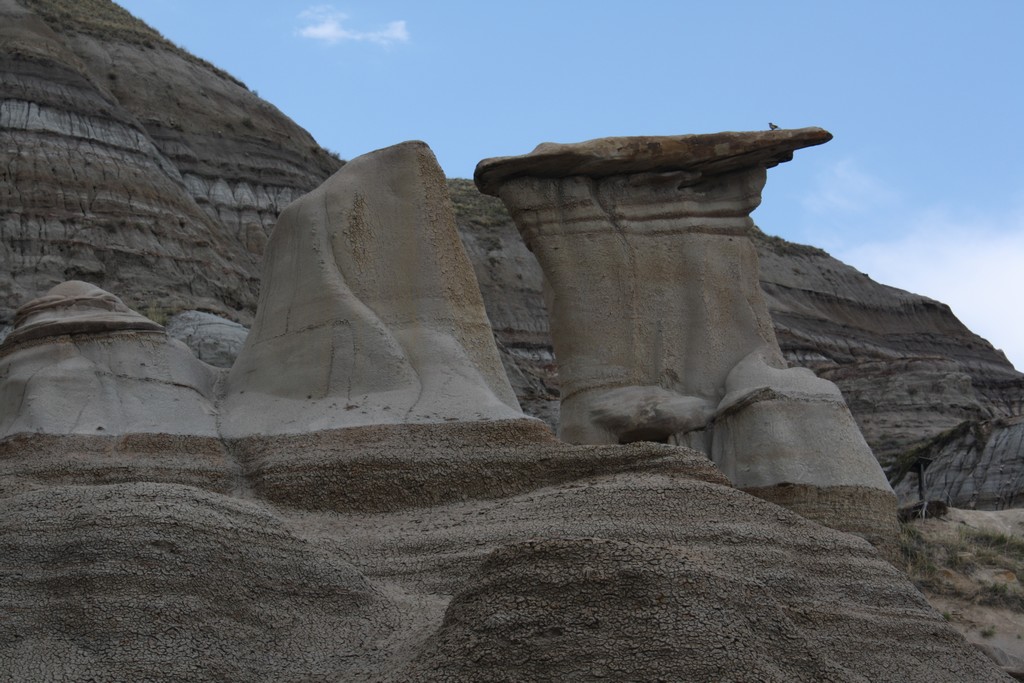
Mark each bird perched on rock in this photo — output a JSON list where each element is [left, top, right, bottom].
[[768, 122, 780, 130]]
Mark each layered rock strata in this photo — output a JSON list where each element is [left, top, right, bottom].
[[4, 460, 1005, 680], [0, 0, 341, 325], [0, 280, 219, 439], [234, 420, 727, 513], [220, 141, 523, 437], [0, 483, 401, 681], [476, 129, 895, 540], [4, 0, 1021, 514], [164, 310, 248, 369], [754, 233, 1024, 461], [893, 416, 1024, 509]]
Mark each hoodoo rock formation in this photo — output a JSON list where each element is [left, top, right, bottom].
[[475, 129, 895, 542], [450, 179, 1024, 509], [0, 132, 1011, 679], [220, 141, 522, 438]]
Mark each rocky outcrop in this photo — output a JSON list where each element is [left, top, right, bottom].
[[402, 505, 994, 682], [0, 0, 341, 327], [164, 310, 247, 368], [0, 443, 1008, 680], [476, 130, 895, 541], [3, 0, 1020, 509], [0, 280, 220, 440], [220, 141, 522, 437], [752, 231, 1024, 461], [449, 179, 558, 427], [0, 483, 400, 681], [0, 281, 228, 494]]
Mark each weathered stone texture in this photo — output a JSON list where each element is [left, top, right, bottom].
[[0, 483, 400, 681], [0, 3, 1018, 678], [165, 309, 247, 368], [894, 416, 1024, 509], [475, 131, 895, 543], [220, 141, 522, 437], [0, 0, 341, 326], [233, 420, 726, 513], [3, 0, 1021, 511], [3, 457, 1008, 681], [0, 283, 221, 441], [449, 183, 1024, 505]]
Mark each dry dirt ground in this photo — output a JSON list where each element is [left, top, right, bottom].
[[902, 508, 1024, 677]]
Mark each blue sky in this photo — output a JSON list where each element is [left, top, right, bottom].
[[118, 1, 1024, 370]]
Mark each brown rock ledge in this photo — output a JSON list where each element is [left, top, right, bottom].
[[475, 127, 832, 195]]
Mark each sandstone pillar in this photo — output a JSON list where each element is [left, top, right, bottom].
[[476, 130, 896, 545], [220, 141, 524, 437]]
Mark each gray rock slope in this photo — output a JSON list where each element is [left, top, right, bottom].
[[892, 416, 1024, 508]]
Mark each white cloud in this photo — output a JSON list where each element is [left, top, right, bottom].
[[803, 159, 899, 215], [298, 6, 408, 46], [837, 207, 1024, 371]]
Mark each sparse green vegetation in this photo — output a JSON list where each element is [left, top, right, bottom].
[[898, 523, 941, 589], [966, 528, 1024, 563], [899, 519, 1024, 613], [889, 421, 981, 486], [143, 304, 174, 326]]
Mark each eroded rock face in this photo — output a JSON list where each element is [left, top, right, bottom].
[[894, 416, 1024, 509], [480, 163, 776, 445], [0, 153, 1007, 681], [0, 0, 341, 325], [0, 483, 399, 681], [5, 0, 1020, 512], [476, 130, 895, 540], [220, 141, 523, 437], [3, 279, 162, 345], [391, 473, 1002, 682], [0, 449, 1008, 681], [165, 310, 248, 369]]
